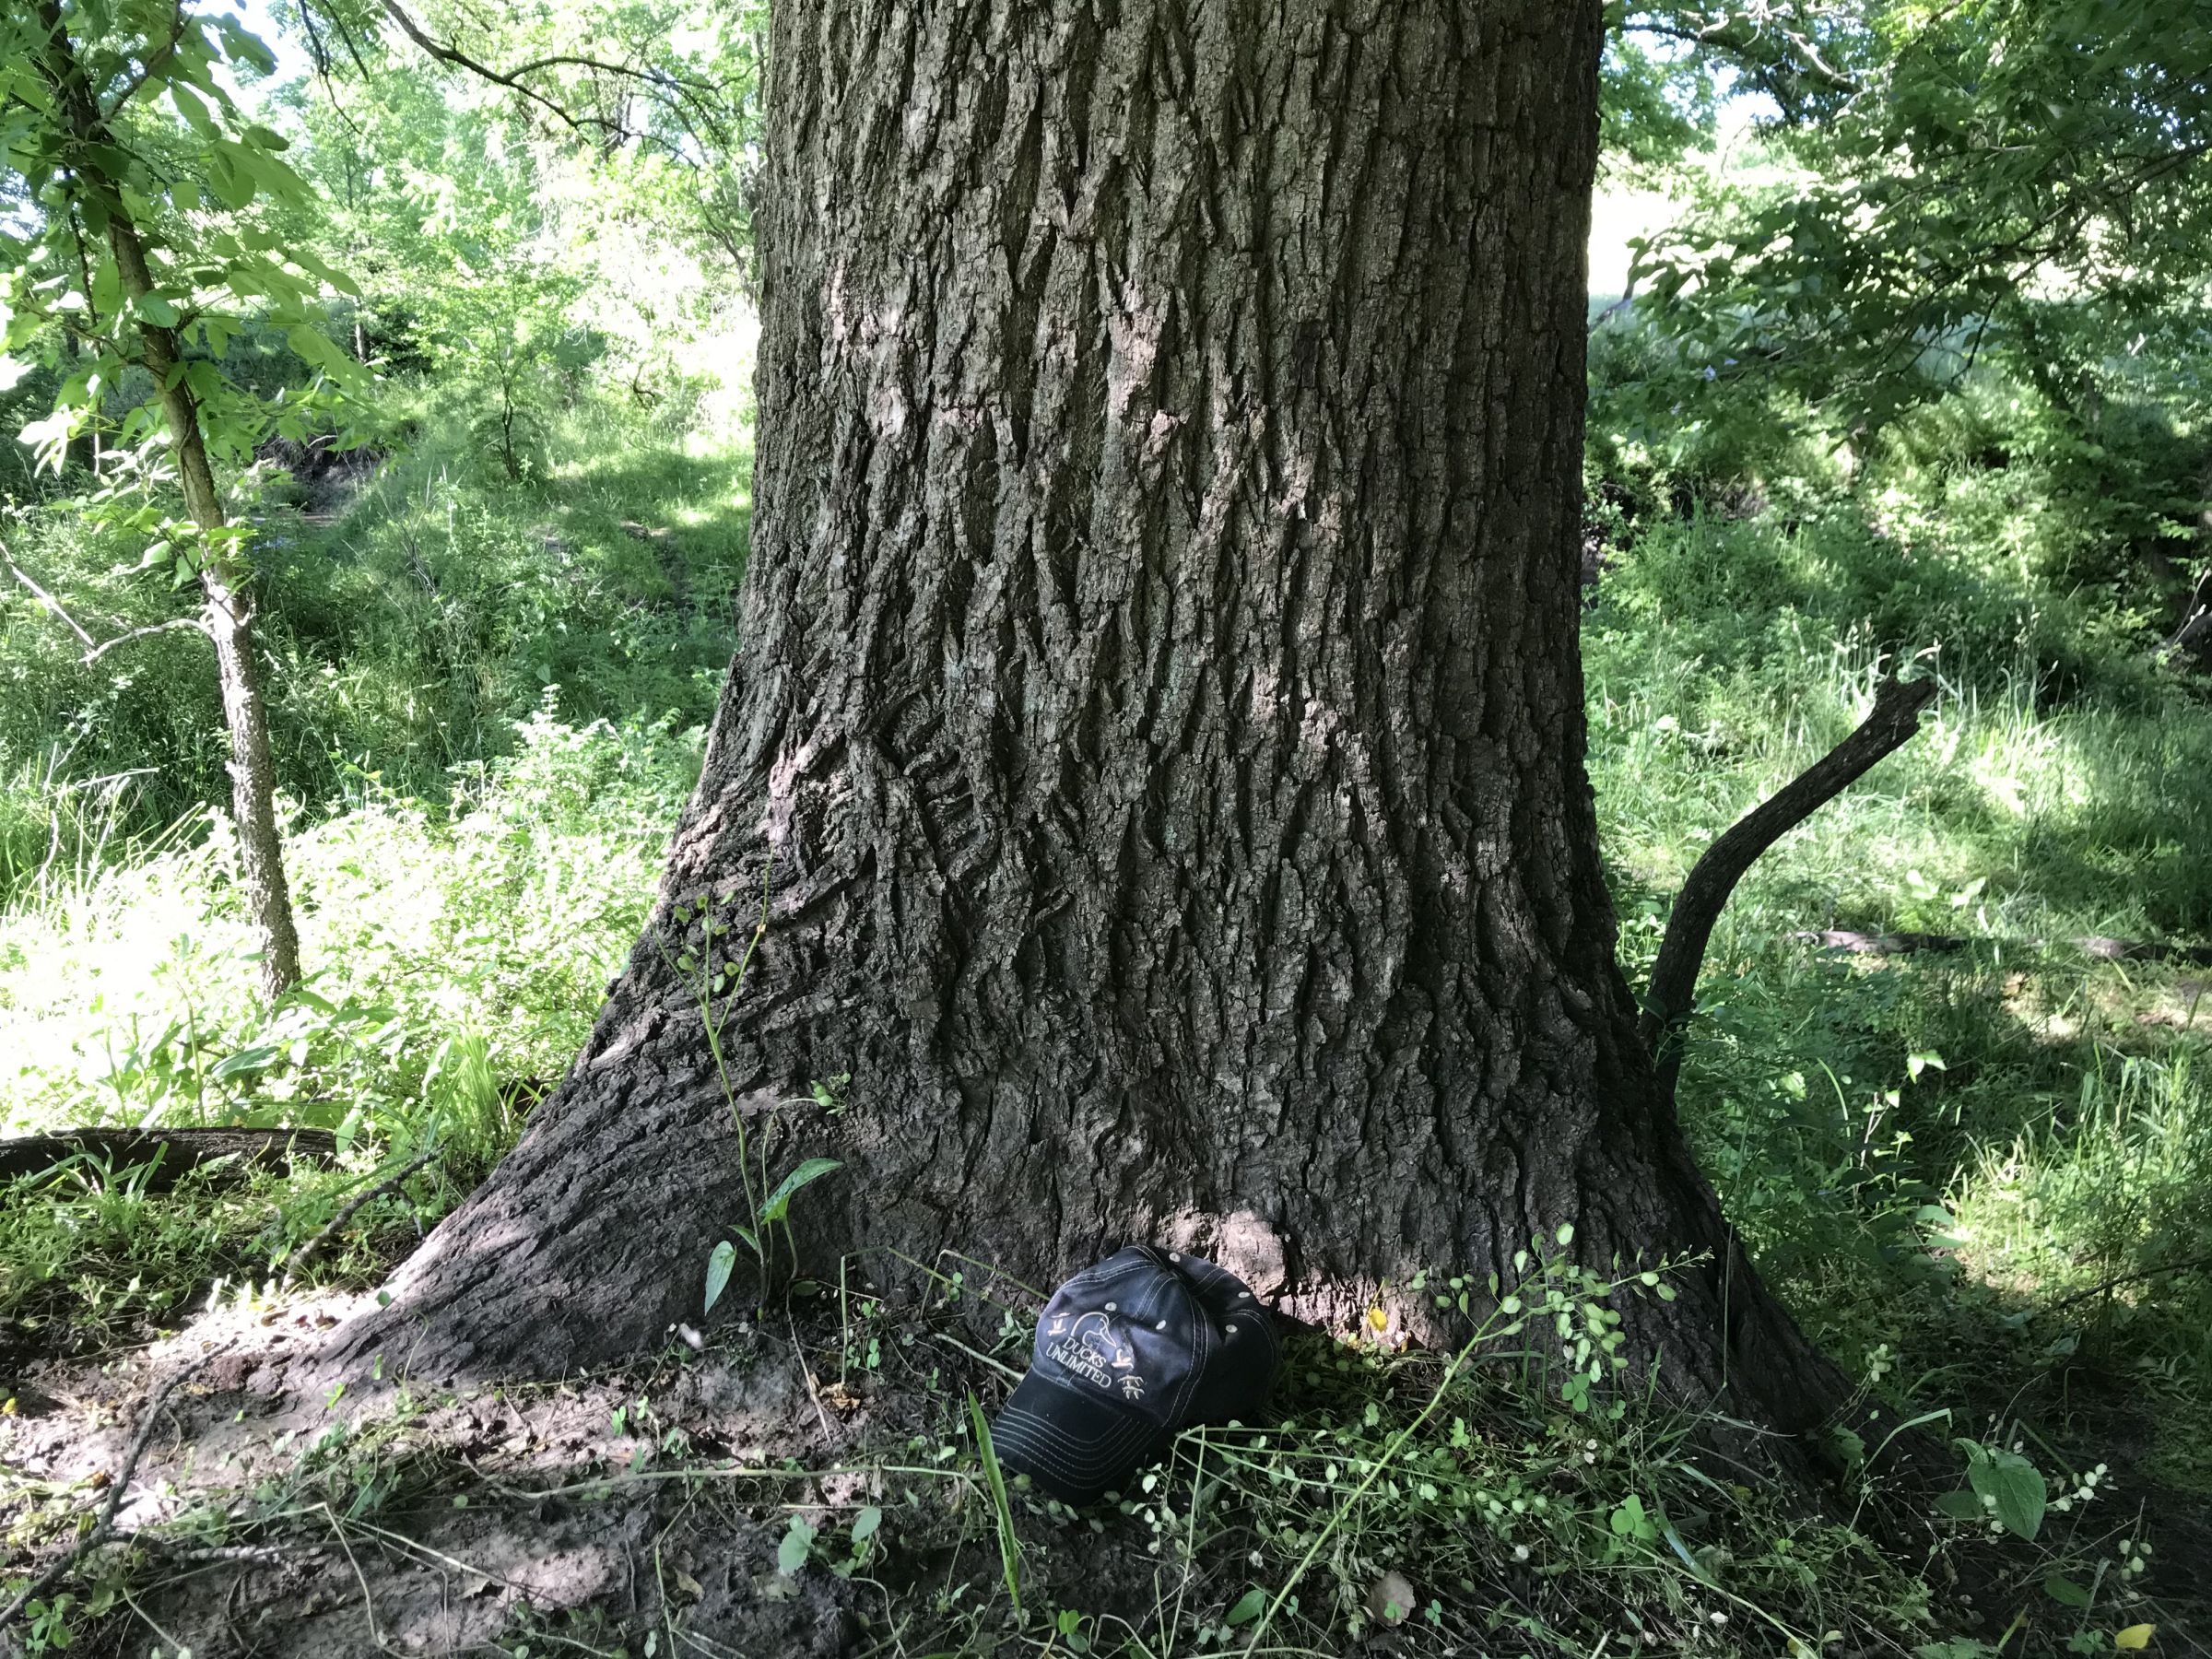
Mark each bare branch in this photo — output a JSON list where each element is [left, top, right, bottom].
[[4, 540, 100, 653], [5, 540, 209, 664], [363, 0, 728, 147], [282, 1144, 440, 1281], [80, 617, 211, 662], [1640, 674, 1940, 1100]]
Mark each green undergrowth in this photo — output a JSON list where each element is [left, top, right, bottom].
[[1, 396, 729, 1347], [1587, 504, 2212, 1494], [1, 388, 747, 885]]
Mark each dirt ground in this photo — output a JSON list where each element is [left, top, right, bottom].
[[0, 1287, 1254, 1659]]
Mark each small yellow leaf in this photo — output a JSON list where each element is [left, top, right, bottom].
[[1365, 1305, 1389, 1334], [2114, 1625, 2155, 1651]]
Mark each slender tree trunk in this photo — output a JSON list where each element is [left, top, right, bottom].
[[42, 4, 303, 1005], [331, 0, 1850, 1448]]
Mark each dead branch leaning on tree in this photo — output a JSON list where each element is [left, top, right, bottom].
[[1640, 675, 1942, 1103]]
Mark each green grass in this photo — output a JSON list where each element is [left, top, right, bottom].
[[1586, 502, 2212, 1492], [0, 393, 735, 1345]]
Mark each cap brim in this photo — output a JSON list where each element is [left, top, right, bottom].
[[989, 1371, 1167, 1505]]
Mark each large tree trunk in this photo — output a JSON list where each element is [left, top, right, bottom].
[[332, 0, 1848, 1443]]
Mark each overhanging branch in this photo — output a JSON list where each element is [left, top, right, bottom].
[[5, 541, 210, 664], [362, 0, 730, 147], [1639, 674, 1939, 1099]]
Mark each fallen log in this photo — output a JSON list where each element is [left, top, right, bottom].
[[0, 1127, 340, 1191]]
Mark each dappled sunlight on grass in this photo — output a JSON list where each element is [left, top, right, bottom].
[[1587, 502, 2212, 1488], [1, 703, 696, 1141]]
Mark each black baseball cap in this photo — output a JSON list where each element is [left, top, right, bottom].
[[989, 1245, 1280, 1504]]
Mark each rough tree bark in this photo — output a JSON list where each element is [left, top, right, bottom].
[[330, 0, 1852, 1443], [41, 1, 303, 1005]]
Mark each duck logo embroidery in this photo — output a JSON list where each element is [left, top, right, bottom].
[[1047, 1311, 1142, 1394]]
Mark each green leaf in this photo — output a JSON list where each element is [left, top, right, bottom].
[[775, 1515, 814, 1576], [2044, 1576, 2093, 1610], [1225, 1589, 1267, 1627], [287, 246, 362, 298], [703, 1240, 736, 1316], [209, 1041, 285, 1079], [968, 1392, 1022, 1613], [1964, 1444, 2045, 1541], [89, 255, 120, 317], [171, 82, 219, 138], [215, 138, 308, 206], [287, 324, 340, 369], [217, 17, 279, 74], [138, 295, 179, 327], [850, 1505, 881, 1544], [759, 1158, 841, 1225], [206, 152, 254, 211]]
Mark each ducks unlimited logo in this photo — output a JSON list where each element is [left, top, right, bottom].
[[1046, 1311, 1145, 1400]]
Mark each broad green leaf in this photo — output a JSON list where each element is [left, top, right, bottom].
[[1964, 1445, 2044, 1541], [288, 246, 362, 298], [287, 324, 341, 369], [216, 17, 279, 74], [776, 1515, 815, 1576], [850, 1505, 881, 1544], [171, 82, 218, 138], [209, 1042, 285, 1079], [89, 254, 120, 317], [206, 152, 254, 211], [703, 1240, 736, 1316], [1225, 1589, 1266, 1627], [759, 1158, 841, 1224], [2043, 1576, 2092, 1609], [215, 139, 308, 206]]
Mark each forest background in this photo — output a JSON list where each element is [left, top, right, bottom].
[[3, 2, 2211, 1654]]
